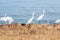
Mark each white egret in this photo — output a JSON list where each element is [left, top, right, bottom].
[[0, 14, 7, 22], [5, 16, 14, 24], [55, 20, 60, 24], [26, 12, 35, 24], [0, 14, 14, 24], [37, 10, 45, 23]]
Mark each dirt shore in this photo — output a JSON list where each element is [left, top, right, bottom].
[[0, 23, 60, 40]]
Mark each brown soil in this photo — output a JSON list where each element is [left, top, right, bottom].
[[0, 23, 60, 40]]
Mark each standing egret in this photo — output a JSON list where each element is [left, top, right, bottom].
[[0, 14, 14, 24], [55, 20, 60, 24], [26, 12, 35, 24], [37, 10, 45, 23]]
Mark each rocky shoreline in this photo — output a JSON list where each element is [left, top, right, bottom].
[[0, 23, 60, 40]]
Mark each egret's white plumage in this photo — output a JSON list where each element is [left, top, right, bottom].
[[26, 12, 35, 24], [0, 14, 14, 24], [55, 20, 60, 23], [37, 10, 45, 21], [5, 16, 14, 24], [0, 17, 7, 21], [0, 14, 7, 22]]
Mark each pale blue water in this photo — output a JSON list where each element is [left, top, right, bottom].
[[0, 0, 60, 24]]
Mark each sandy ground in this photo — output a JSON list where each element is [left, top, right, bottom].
[[0, 23, 60, 40]]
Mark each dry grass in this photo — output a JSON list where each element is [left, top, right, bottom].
[[0, 23, 60, 40]]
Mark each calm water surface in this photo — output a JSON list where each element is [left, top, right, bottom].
[[0, 0, 60, 24]]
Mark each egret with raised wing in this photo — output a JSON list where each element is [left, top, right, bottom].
[[0, 14, 14, 24]]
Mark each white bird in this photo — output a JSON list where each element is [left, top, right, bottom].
[[55, 20, 60, 24], [0, 14, 7, 22], [37, 10, 45, 21], [0, 14, 14, 24], [26, 12, 35, 24]]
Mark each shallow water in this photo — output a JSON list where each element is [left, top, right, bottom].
[[0, 0, 60, 24]]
